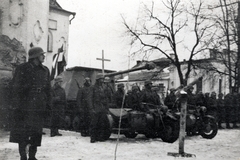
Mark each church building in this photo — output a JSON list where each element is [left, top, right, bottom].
[[0, 0, 75, 79]]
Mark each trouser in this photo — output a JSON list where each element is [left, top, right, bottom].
[[81, 110, 90, 134], [89, 112, 108, 141], [225, 106, 232, 126], [217, 107, 225, 126], [19, 142, 37, 159], [51, 111, 62, 129]]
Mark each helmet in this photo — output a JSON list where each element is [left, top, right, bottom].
[[28, 47, 46, 59], [104, 76, 110, 83], [170, 88, 175, 92], [55, 75, 63, 83], [152, 86, 159, 91], [132, 85, 138, 91], [117, 83, 124, 88], [144, 80, 152, 86], [96, 73, 104, 80]]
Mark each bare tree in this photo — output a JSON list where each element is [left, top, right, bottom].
[[123, 0, 215, 85], [206, 0, 239, 93]]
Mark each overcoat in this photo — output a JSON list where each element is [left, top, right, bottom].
[[51, 85, 66, 128], [9, 61, 51, 146]]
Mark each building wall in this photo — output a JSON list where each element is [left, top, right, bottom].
[[47, 8, 70, 70], [0, 0, 73, 71], [169, 60, 230, 95]]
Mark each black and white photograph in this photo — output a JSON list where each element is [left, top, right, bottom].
[[0, 0, 240, 160]]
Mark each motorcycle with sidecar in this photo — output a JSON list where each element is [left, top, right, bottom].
[[101, 103, 180, 143], [173, 104, 218, 139]]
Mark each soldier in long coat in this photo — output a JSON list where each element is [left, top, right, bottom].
[[76, 77, 92, 136], [164, 88, 177, 110], [113, 83, 125, 108], [50, 76, 66, 137], [224, 93, 233, 129], [103, 76, 115, 108], [217, 93, 225, 129], [9, 47, 52, 160], [207, 92, 218, 119], [88, 74, 109, 143]]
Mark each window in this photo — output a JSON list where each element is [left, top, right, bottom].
[[47, 31, 53, 52]]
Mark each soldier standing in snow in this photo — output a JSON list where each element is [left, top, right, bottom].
[[50, 76, 66, 137], [217, 93, 225, 129], [76, 77, 92, 136], [88, 73, 109, 143], [224, 93, 233, 129], [207, 92, 218, 119], [9, 47, 52, 160]]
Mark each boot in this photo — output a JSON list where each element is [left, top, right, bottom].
[[50, 128, 57, 137], [56, 129, 62, 136], [19, 142, 27, 160], [20, 156, 27, 160], [226, 123, 232, 129], [218, 122, 224, 129], [28, 146, 37, 160], [232, 123, 239, 128]]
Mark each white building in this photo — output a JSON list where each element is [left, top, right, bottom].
[[169, 54, 231, 95], [0, 0, 75, 77]]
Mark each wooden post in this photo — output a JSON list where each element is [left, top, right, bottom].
[[96, 50, 110, 75], [167, 90, 196, 158]]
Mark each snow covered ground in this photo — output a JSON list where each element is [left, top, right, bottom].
[[0, 125, 240, 160]]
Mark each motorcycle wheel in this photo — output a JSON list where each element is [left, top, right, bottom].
[[124, 132, 138, 138], [160, 119, 179, 143], [200, 117, 218, 139]]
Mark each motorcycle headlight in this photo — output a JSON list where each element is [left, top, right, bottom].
[[200, 106, 207, 113]]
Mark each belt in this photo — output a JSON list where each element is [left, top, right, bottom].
[[30, 87, 44, 93]]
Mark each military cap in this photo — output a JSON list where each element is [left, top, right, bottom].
[[144, 80, 152, 86], [28, 47, 46, 59], [117, 83, 124, 88]]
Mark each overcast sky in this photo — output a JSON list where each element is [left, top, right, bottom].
[[58, 0, 146, 71], [57, 0, 216, 71]]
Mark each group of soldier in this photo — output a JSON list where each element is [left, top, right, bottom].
[[164, 86, 240, 129], [7, 47, 240, 160], [75, 75, 163, 143]]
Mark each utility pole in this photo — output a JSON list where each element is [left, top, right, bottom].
[[96, 50, 110, 75]]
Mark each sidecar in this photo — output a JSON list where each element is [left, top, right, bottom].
[[104, 104, 180, 143]]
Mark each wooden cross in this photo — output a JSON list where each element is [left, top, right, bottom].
[[96, 50, 110, 75]]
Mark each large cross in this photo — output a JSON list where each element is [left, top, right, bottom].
[[96, 50, 111, 75]]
